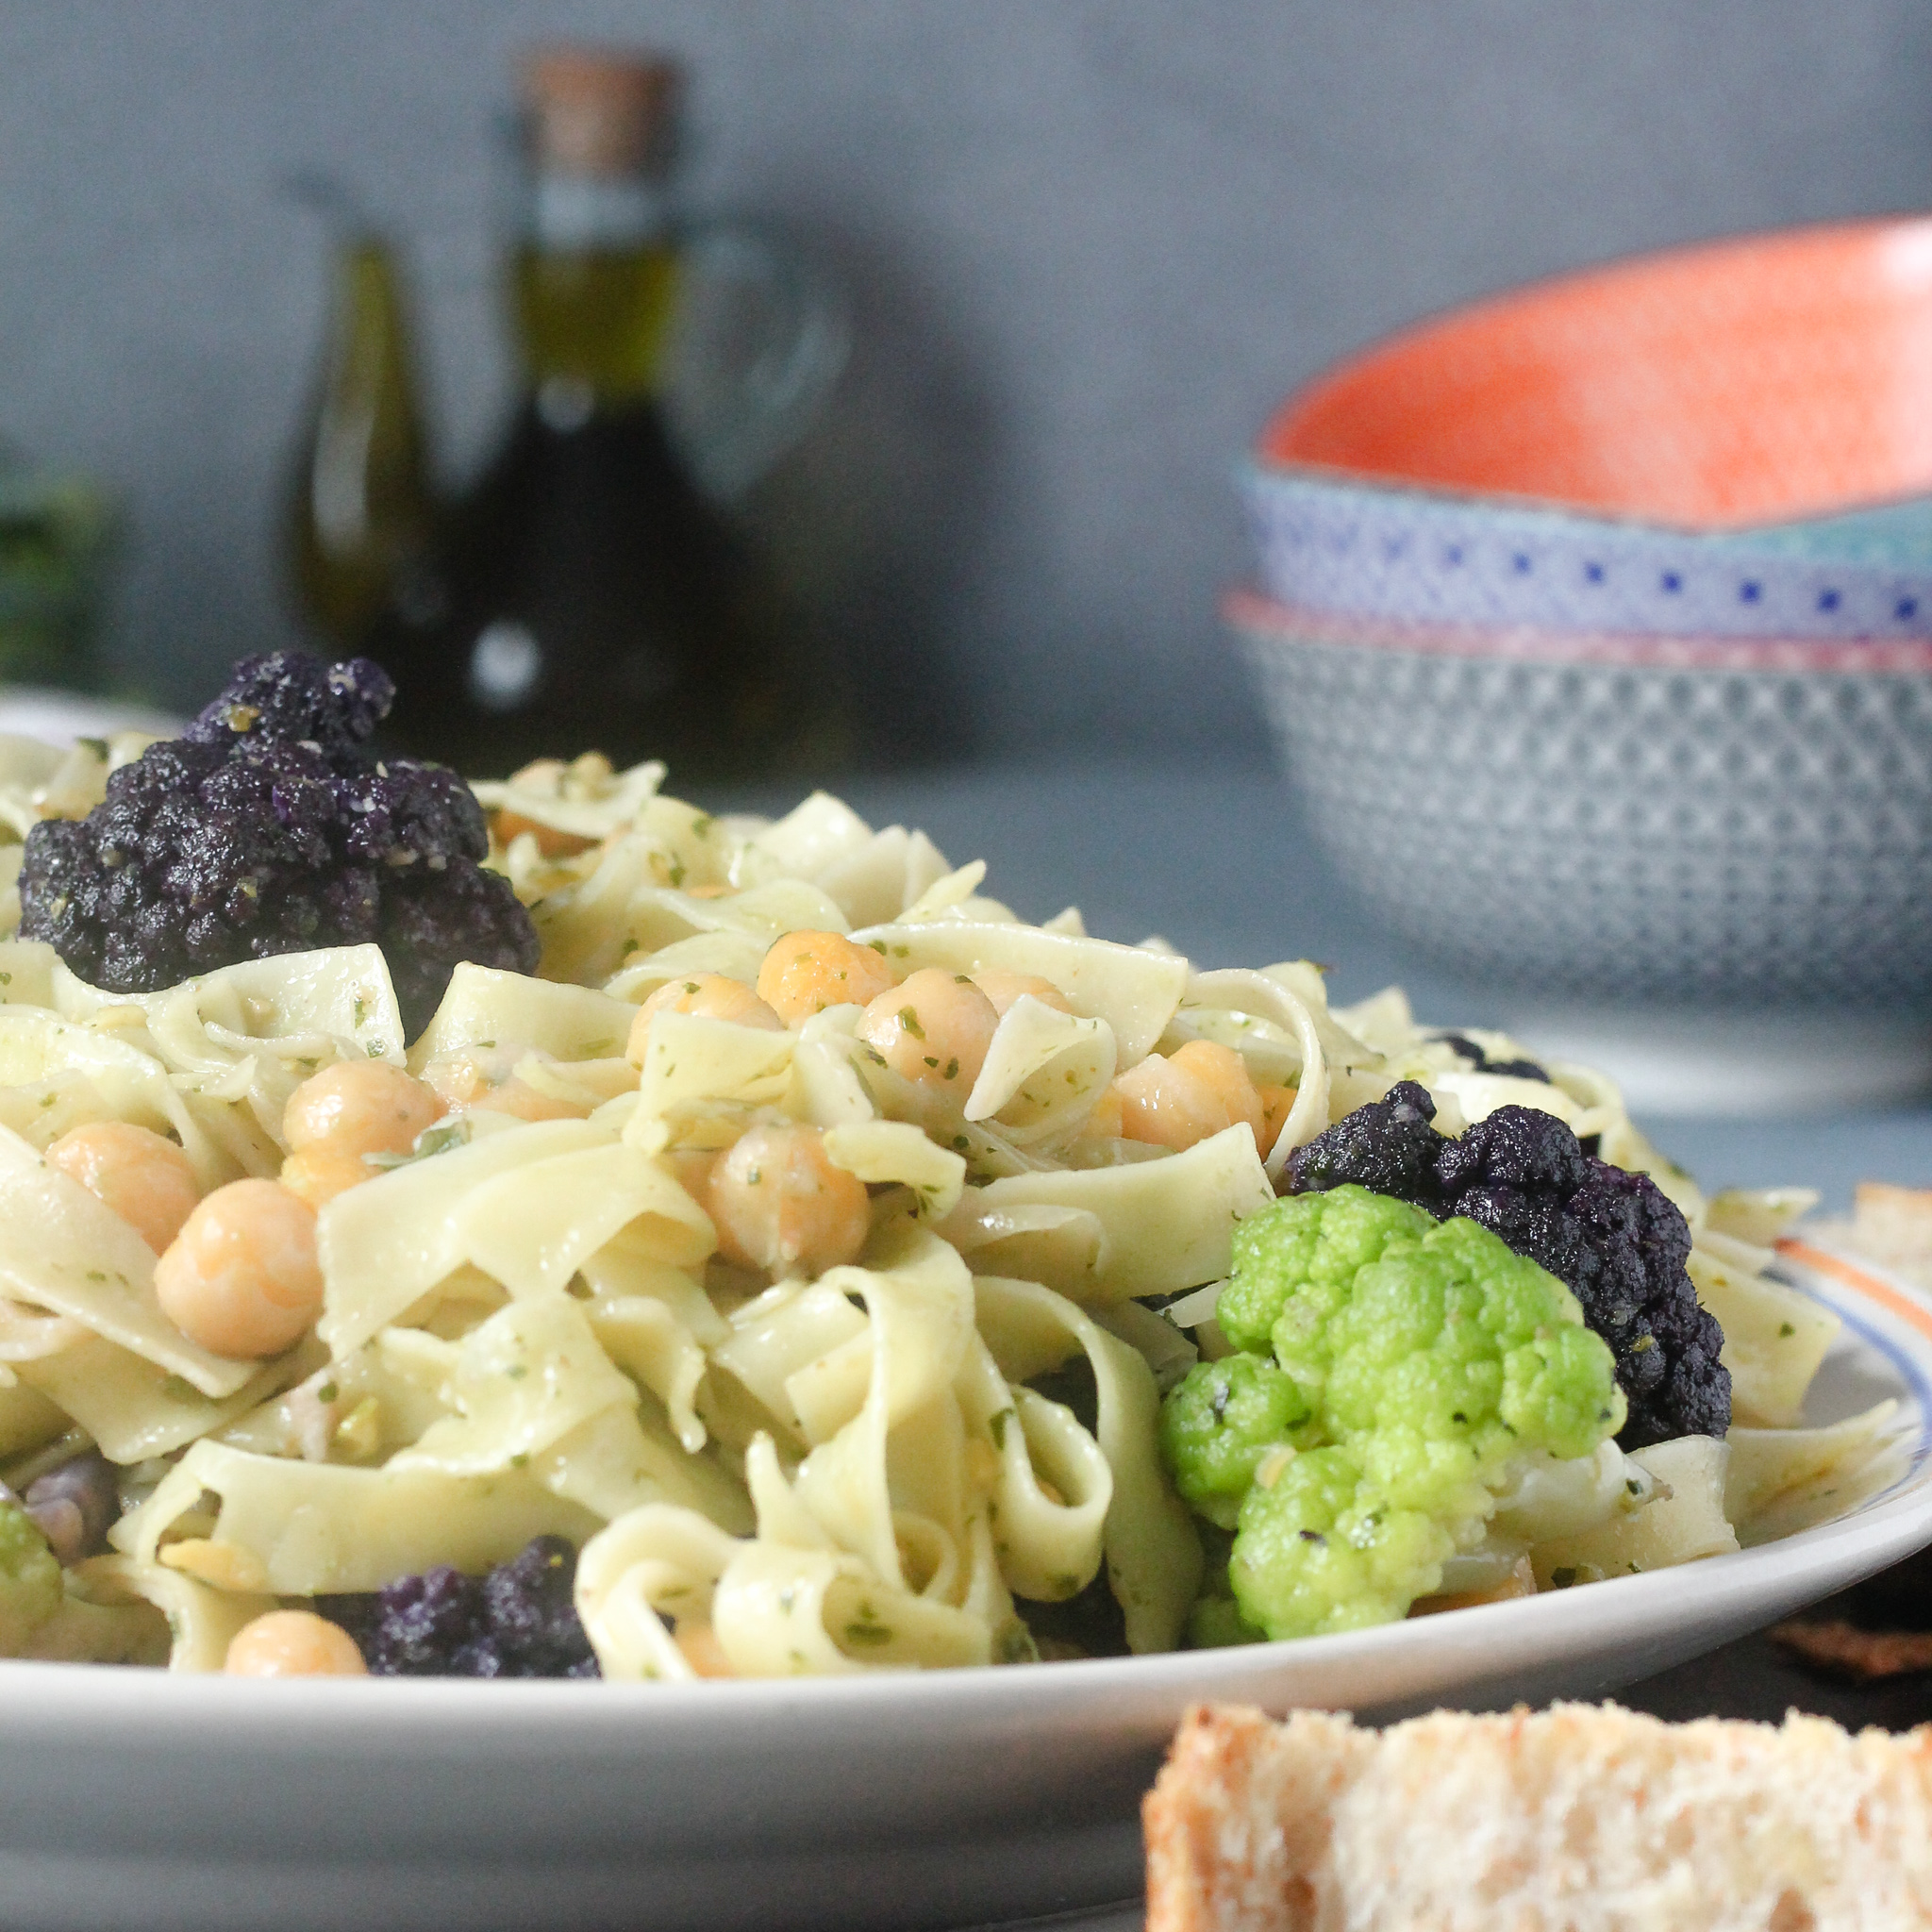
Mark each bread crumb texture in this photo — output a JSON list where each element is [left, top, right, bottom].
[[1143, 1701, 1932, 1932]]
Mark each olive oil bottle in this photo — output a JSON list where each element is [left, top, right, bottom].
[[374, 49, 825, 781], [284, 229, 437, 652]]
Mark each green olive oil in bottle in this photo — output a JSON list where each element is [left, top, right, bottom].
[[375, 49, 813, 781]]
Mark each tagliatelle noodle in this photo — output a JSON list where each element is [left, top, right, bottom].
[[408, 962, 638, 1066], [1724, 1403, 1906, 1545], [940, 1126, 1275, 1304], [470, 757, 669, 846], [72, 1552, 271, 1670], [1165, 968, 1331, 1172], [634, 1008, 794, 1119], [972, 1274, 1203, 1651], [316, 1115, 608, 1355], [1690, 1250, 1841, 1429], [18, 1335, 291, 1462], [580, 1242, 725, 1456], [963, 996, 1118, 1148], [113, 1438, 607, 1593], [574, 1502, 742, 1679], [822, 1119, 967, 1218], [459, 1140, 714, 1297], [782, 1226, 978, 1582], [603, 929, 771, 1005], [848, 923, 1190, 1064], [375, 1292, 750, 1530], [0, 1296, 90, 1362], [0, 1379, 65, 1457]]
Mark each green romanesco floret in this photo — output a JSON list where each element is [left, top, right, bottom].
[[1216, 1186, 1434, 1361], [1230, 1443, 1458, 1635], [1160, 1186, 1626, 1641], [1158, 1353, 1319, 1529], [0, 1495, 62, 1655]]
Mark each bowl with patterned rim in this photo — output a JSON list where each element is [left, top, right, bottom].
[[1240, 464, 1932, 641], [1247, 216, 1932, 637], [1224, 586, 1932, 1009]]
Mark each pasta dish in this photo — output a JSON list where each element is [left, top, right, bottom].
[[0, 656, 1897, 1682]]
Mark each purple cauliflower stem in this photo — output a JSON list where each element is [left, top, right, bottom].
[[18, 1449, 119, 1566], [18, 652, 539, 1037], [320, 1536, 599, 1678], [1285, 1081, 1729, 1449]]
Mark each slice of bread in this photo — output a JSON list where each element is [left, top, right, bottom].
[[1143, 1702, 1932, 1931]]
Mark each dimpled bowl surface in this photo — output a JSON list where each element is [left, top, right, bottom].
[[1226, 589, 1932, 1007], [1, 1240, 1928, 1932]]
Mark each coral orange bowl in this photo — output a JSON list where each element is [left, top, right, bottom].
[[1260, 216, 1932, 530]]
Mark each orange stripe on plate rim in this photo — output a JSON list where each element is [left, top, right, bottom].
[[1778, 1238, 1932, 1344]]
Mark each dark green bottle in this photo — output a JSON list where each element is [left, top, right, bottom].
[[285, 229, 437, 652]]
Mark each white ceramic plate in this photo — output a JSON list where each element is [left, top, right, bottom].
[[3, 1237, 1929, 1932]]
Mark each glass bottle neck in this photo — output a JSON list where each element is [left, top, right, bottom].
[[512, 166, 681, 408], [527, 170, 672, 251]]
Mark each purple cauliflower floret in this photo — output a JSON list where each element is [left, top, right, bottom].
[[1434, 1033, 1551, 1083], [19, 1449, 119, 1566], [1286, 1082, 1729, 1449], [18, 652, 539, 1037], [321, 1536, 599, 1678], [1284, 1076, 1446, 1203]]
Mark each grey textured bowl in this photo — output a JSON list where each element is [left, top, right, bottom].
[[1225, 589, 1932, 1007]]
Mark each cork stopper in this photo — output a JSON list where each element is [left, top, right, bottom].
[[522, 47, 681, 177]]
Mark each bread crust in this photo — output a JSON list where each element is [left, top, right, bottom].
[[1143, 1702, 1932, 1932], [1144, 1705, 1373, 1932]]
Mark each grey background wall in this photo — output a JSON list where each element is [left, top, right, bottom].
[[2, 1, 1929, 759]]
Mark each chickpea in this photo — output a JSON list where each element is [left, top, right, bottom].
[[1170, 1041, 1267, 1141], [756, 930, 896, 1026], [494, 809, 594, 858], [477, 1080, 588, 1124], [225, 1608, 368, 1677], [283, 1060, 441, 1162], [706, 1122, 872, 1278], [1411, 1554, 1537, 1616], [627, 974, 783, 1064], [421, 1045, 586, 1123], [856, 968, 1000, 1095], [155, 1179, 325, 1358], [279, 1142, 380, 1210], [45, 1122, 199, 1255], [509, 757, 567, 790], [675, 1621, 735, 1678], [1114, 1040, 1266, 1155], [970, 970, 1073, 1018], [1257, 1082, 1298, 1157], [492, 755, 606, 857], [1083, 1083, 1125, 1140], [666, 1147, 720, 1204]]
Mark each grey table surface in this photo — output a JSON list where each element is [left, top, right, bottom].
[[705, 758, 1932, 1931]]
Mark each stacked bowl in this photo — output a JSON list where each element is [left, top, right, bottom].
[[1229, 216, 1932, 1111]]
